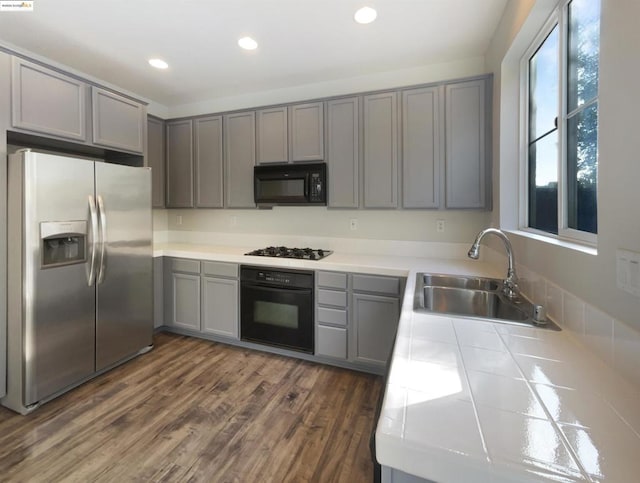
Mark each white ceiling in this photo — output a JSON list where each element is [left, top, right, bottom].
[[0, 0, 508, 108]]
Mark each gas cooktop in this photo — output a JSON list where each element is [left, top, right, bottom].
[[245, 246, 332, 261]]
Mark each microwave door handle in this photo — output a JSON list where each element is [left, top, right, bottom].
[[304, 174, 310, 198]]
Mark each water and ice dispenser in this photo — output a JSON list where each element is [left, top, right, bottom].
[[40, 221, 87, 267]]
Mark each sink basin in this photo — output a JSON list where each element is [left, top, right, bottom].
[[414, 273, 560, 330], [421, 274, 500, 291]]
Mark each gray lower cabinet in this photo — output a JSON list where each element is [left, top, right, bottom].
[[166, 119, 194, 208], [315, 270, 349, 360], [153, 257, 164, 328], [256, 106, 288, 164], [201, 261, 239, 339], [147, 116, 165, 208], [363, 92, 398, 208], [165, 258, 201, 330], [402, 86, 442, 208], [445, 79, 487, 209], [224, 111, 256, 208], [289, 102, 324, 162], [351, 292, 400, 366], [91, 87, 145, 153], [194, 116, 224, 208], [11, 56, 87, 142], [326, 97, 359, 208]]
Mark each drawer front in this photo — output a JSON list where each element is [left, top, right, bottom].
[[202, 261, 238, 278], [317, 289, 347, 308], [316, 325, 347, 360], [352, 274, 400, 296], [317, 307, 347, 327], [170, 258, 201, 274], [317, 271, 348, 290]]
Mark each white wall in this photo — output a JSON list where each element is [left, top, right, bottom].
[[486, 0, 640, 330], [169, 56, 486, 118], [162, 208, 492, 245]]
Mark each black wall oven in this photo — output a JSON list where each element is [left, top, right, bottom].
[[240, 266, 314, 354]]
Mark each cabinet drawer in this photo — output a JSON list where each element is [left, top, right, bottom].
[[352, 274, 400, 296], [202, 261, 238, 278], [317, 271, 347, 289], [317, 307, 347, 327], [317, 289, 347, 308], [316, 325, 347, 360], [170, 258, 200, 274]]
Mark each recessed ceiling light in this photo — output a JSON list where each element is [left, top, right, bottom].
[[238, 37, 258, 50], [354, 6, 377, 24], [148, 58, 168, 69]]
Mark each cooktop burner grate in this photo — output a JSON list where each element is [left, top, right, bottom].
[[245, 246, 332, 260]]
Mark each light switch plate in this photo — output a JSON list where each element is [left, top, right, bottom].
[[616, 249, 640, 297]]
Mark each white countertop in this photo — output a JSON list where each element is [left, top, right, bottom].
[[376, 268, 640, 483], [154, 242, 640, 482]]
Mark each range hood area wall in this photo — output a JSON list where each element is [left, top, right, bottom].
[[156, 208, 492, 244]]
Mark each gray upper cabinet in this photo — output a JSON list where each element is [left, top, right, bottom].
[[256, 107, 288, 164], [445, 79, 487, 209], [326, 97, 359, 208], [363, 92, 398, 208], [289, 102, 324, 162], [92, 87, 145, 153], [147, 116, 165, 208], [194, 116, 224, 208], [166, 119, 194, 208], [224, 111, 256, 208], [402, 86, 443, 208], [11, 57, 87, 142]]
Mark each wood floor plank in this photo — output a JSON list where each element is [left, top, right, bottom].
[[0, 333, 382, 482]]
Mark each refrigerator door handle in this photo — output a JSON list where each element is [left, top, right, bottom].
[[97, 195, 107, 284], [87, 195, 99, 286]]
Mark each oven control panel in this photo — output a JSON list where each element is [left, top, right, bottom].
[[257, 271, 292, 284]]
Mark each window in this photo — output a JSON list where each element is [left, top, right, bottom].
[[523, 0, 600, 244]]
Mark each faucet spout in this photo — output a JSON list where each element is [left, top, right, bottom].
[[468, 228, 519, 299]]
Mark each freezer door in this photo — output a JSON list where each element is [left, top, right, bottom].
[[22, 152, 97, 405], [95, 162, 152, 370]]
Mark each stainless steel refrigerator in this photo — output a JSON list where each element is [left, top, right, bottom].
[[2, 150, 153, 414]]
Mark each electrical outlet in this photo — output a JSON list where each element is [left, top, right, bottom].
[[350, 219, 358, 231], [176, 215, 183, 226], [436, 219, 445, 233]]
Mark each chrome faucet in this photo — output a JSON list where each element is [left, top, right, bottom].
[[468, 228, 519, 299]]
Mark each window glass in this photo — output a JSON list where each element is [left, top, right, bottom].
[[529, 26, 559, 141], [567, 0, 601, 111], [567, 102, 598, 233], [528, 132, 559, 234]]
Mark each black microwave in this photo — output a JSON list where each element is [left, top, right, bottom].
[[254, 162, 326, 205]]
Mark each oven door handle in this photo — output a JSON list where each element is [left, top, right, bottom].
[[242, 283, 312, 293]]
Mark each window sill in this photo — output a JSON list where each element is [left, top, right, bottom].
[[503, 229, 598, 256]]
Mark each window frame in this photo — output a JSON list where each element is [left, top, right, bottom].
[[519, 0, 599, 246]]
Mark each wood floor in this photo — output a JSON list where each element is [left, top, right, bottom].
[[0, 332, 382, 482]]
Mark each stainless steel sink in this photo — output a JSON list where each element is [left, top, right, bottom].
[[414, 273, 560, 330]]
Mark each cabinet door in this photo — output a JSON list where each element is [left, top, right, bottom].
[[92, 87, 145, 153], [402, 87, 442, 208], [11, 57, 87, 141], [316, 325, 347, 360], [153, 257, 164, 328], [326, 97, 359, 208], [202, 277, 239, 339], [289, 102, 324, 162], [147, 116, 165, 208], [166, 119, 194, 208], [224, 111, 256, 208], [172, 273, 200, 331], [363, 92, 398, 208], [195, 116, 224, 208], [256, 107, 288, 163], [445, 79, 487, 209], [351, 293, 399, 366]]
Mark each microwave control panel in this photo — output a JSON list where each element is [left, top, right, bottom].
[[309, 172, 324, 202]]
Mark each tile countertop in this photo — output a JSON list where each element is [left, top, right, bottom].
[[376, 268, 640, 483], [155, 243, 640, 482]]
